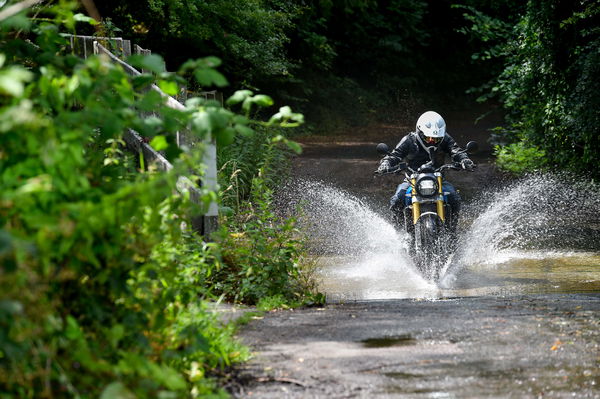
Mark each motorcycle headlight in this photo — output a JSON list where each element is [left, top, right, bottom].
[[416, 177, 438, 197]]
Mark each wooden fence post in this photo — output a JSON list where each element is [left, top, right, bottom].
[[68, 35, 219, 237]]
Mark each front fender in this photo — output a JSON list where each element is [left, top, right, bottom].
[[415, 213, 444, 235]]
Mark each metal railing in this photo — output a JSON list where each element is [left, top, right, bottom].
[[68, 35, 218, 236]]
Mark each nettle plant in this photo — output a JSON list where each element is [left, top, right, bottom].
[[0, 3, 302, 398]]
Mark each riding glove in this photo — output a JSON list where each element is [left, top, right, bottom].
[[461, 158, 476, 170], [376, 160, 392, 174]]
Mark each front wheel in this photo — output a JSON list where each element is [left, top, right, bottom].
[[413, 214, 448, 281]]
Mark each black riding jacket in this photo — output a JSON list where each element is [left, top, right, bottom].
[[381, 132, 469, 170]]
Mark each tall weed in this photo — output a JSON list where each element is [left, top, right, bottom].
[[214, 172, 321, 305], [218, 125, 293, 210]]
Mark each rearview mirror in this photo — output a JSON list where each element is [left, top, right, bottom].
[[376, 143, 390, 155], [465, 141, 478, 153]]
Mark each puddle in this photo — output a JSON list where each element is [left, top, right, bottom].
[[383, 364, 600, 397], [361, 334, 416, 348]]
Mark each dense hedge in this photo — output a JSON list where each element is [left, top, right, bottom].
[[0, 3, 312, 397], [461, 0, 600, 175]]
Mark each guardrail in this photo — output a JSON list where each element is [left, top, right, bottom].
[[68, 35, 218, 236]]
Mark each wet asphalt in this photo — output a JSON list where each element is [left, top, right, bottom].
[[232, 294, 600, 398]]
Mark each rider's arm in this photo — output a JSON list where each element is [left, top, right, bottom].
[[382, 134, 412, 166], [442, 133, 469, 162]]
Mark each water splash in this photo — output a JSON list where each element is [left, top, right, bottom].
[[281, 175, 600, 300], [450, 173, 600, 271], [283, 180, 407, 256], [281, 180, 438, 300]]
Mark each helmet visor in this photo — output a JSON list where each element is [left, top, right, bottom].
[[424, 135, 442, 145]]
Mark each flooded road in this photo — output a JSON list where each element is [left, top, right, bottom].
[[319, 251, 600, 301], [285, 175, 600, 302], [235, 136, 600, 397]]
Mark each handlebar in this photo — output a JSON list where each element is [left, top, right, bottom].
[[438, 163, 463, 172], [373, 167, 403, 176], [374, 162, 468, 176]]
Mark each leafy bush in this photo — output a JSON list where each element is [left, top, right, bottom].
[[97, 1, 503, 131], [494, 142, 547, 174], [217, 88, 303, 211], [218, 124, 295, 210], [0, 2, 309, 397], [214, 172, 318, 305], [459, 1, 600, 176], [94, 0, 300, 83], [213, 92, 321, 308]]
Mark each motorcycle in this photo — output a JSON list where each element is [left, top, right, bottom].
[[375, 141, 478, 281]]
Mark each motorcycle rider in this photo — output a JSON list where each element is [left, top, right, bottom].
[[376, 111, 476, 230]]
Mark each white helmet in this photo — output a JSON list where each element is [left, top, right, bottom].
[[416, 111, 446, 145]]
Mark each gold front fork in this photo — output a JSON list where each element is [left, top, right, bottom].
[[436, 175, 445, 222], [411, 177, 420, 224]]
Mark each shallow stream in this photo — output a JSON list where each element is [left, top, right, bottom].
[[286, 175, 600, 301]]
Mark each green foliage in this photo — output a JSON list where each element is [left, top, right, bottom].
[[218, 128, 278, 209], [256, 295, 290, 311], [0, 2, 309, 397], [297, 0, 429, 82], [453, 4, 517, 104], [213, 174, 317, 305], [275, 0, 431, 125], [213, 90, 319, 308], [460, 0, 600, 176], [95, 0, 508, 130], [217, 98, 301, 211], [494, 142, 547, 174], [95, 0, 298, 83]]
